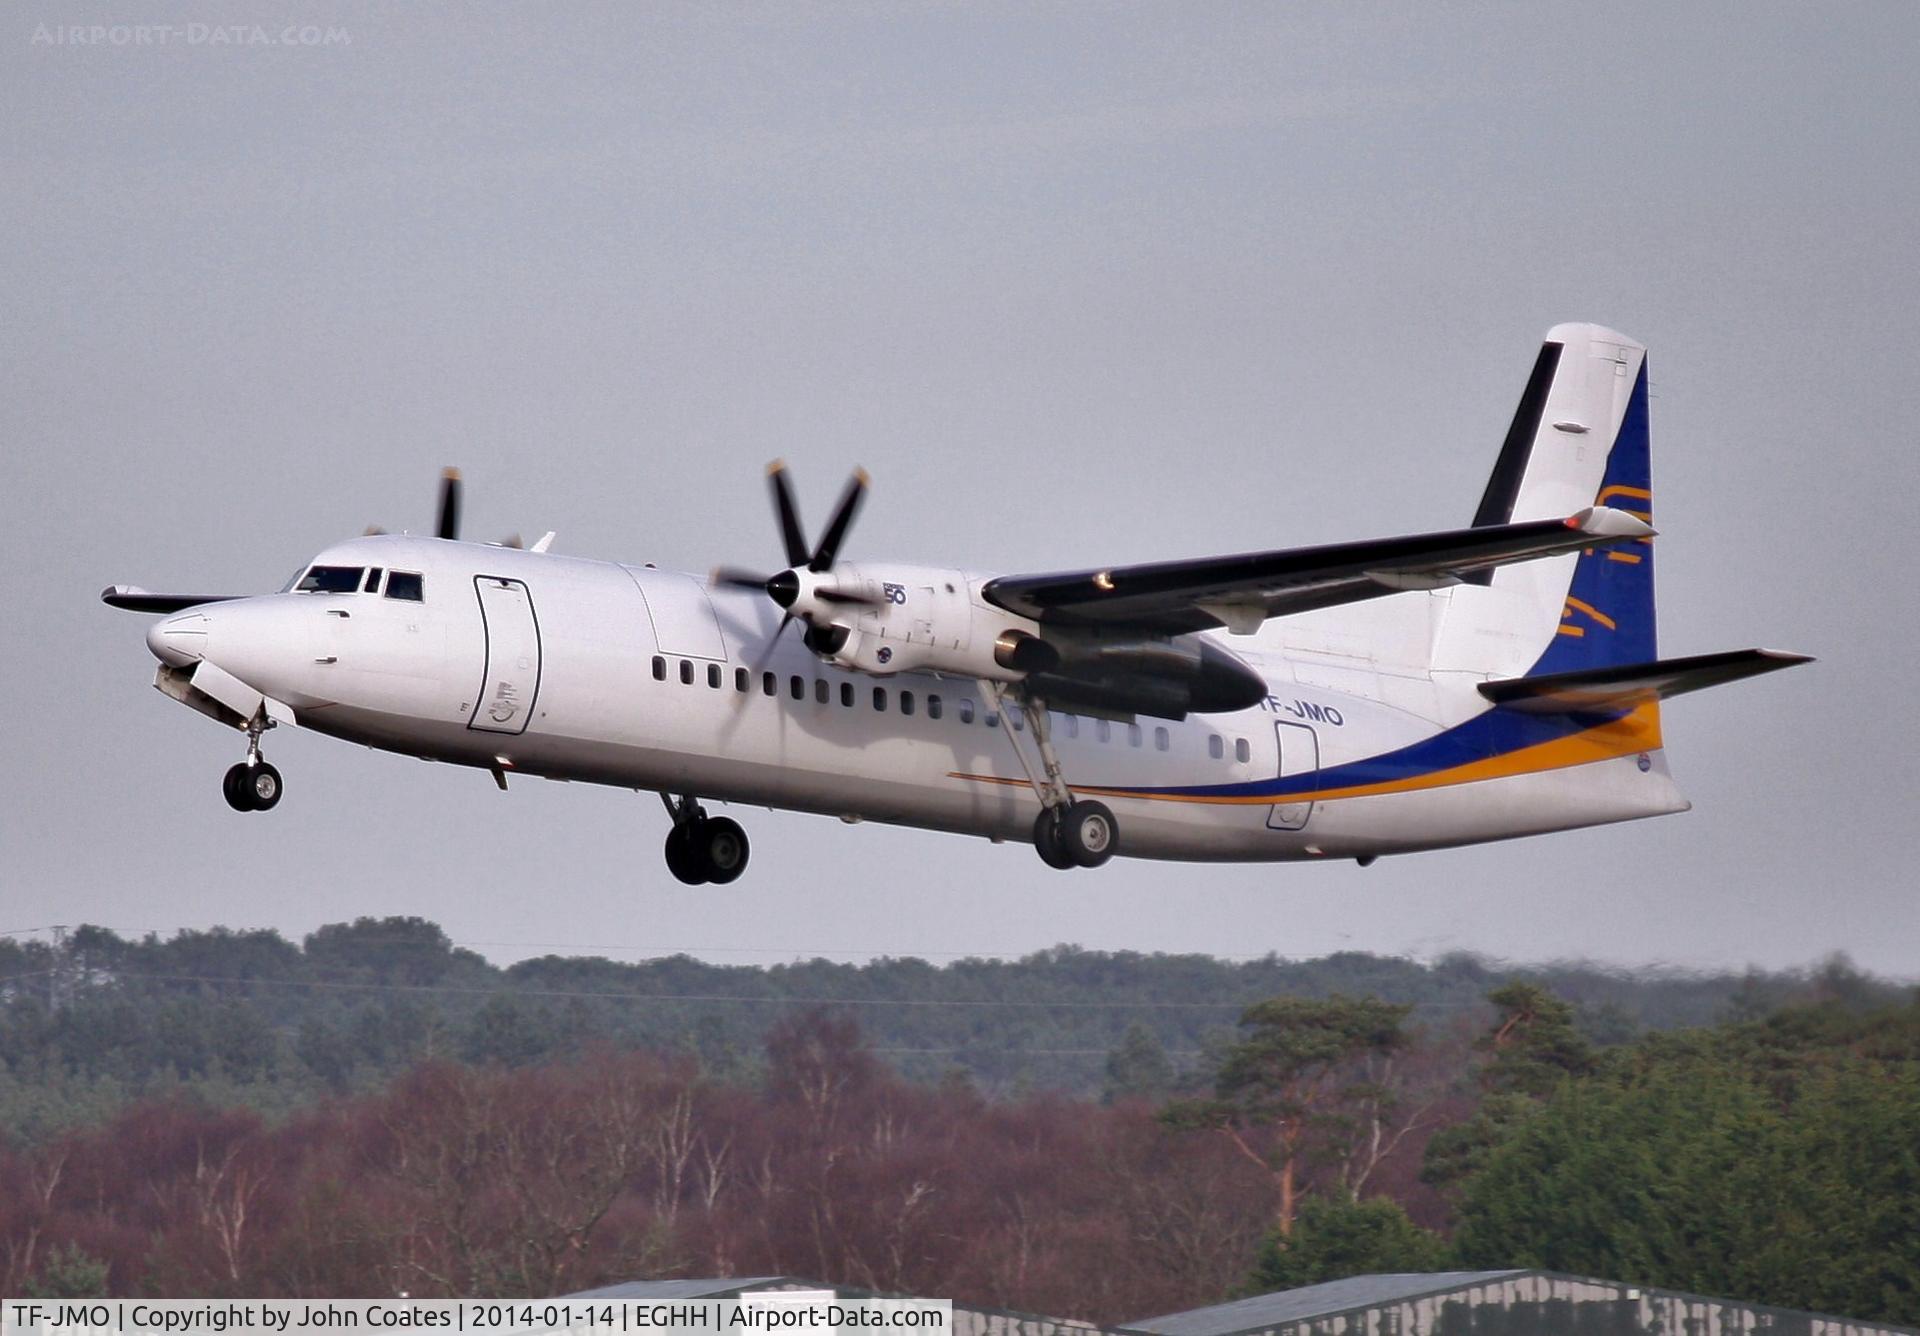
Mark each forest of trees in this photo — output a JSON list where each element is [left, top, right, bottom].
[[1, 920, 1915, 1325]]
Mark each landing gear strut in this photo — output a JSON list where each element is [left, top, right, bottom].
[[222, 714, 282, 813], [660, 793, 750, 885], [993, 685, 1119, 870]]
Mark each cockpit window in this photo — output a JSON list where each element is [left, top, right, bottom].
[[385, 571, 425, 602], [296, 565, 365, 594], [363, 567, 384, 593]]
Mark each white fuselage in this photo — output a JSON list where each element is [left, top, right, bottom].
[[146, 534, 1689, 863]]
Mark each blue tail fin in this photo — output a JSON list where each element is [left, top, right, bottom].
[[1527, 358, 1656, 674]]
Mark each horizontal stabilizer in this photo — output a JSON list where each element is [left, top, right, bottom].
[[102, 586, 244, 614], [1479, 648, 1813, 714]]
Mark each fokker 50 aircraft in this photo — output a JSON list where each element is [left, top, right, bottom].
[[106, 324, 1807, 884]]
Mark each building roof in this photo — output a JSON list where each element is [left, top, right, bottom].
[[568, 1278, 798, 1302], [1124, 1272, 1530, 1335]]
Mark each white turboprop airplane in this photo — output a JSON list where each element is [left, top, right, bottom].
[[106, 323, 1807, 884]]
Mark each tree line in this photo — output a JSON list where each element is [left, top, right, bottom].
[[0, 917, 1903, 1140], [1, 927, 1915, 1326]]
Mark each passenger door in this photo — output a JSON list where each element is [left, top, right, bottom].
[[1267, 721, 1319, 831], [470, 576, 541, 735]]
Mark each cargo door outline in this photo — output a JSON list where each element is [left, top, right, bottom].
[[470, 576, 541, 735], [625, 567, 728, 660], [1267, 721, 1319, 830]]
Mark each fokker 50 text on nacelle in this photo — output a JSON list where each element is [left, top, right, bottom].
[[107, 324, 1808, 884]]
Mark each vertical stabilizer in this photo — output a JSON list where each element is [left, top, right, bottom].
[[1433, 324, 1656, 680]]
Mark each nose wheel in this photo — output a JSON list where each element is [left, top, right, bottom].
[[222, 714, 283, 812], [660, 794, 750, 885]]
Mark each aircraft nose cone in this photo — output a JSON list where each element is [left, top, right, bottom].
[[147, 613, 209, 667]]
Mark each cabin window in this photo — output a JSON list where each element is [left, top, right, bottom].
[[927, 695, 943, 720], [1154, 726, 1170, 752], [652, 656, 667, 682], [985, 712, 1000, 729], [815, 679, 830, 705], [1097, 719, 1111, 743], [707, 663, 722, 689], [958, 698, 975, 724], [873, 687, 887, 712], [1063, 715, 1079, 739], [735, 668, 749, 693], [1128, 723, 1143, 747], [363, 567, 384, 593], [841, 682, 855, 708], [1209, 734, 1224, 760], [762, 672, 777, 697], [900, 691, 915, 717], [385, 571, 425, 602], [1010, 712, 1025, 732], [790, 675, 805, 701], [297, 565, 364, 594], [1235, 738, 1251, 763], [680, 660, 694, 685]]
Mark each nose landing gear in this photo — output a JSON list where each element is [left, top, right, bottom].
[[222, 715, 283, 812], [660, 793, 750, 885]]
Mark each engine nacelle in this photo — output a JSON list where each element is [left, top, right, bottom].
[[804, 565, 1267, 719], [994, 626, 1267, 719], [810, 564, 1034, 683]]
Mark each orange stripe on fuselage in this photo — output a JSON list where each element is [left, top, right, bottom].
[[948, 704, 1664, 807]]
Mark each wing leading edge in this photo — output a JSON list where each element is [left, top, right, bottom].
[[981, 506, 1654, 635]]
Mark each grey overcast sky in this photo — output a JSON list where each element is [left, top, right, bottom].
[[4, 3, 1916, 976]]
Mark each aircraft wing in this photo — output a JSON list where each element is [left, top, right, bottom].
[[101, 586, 246, 614], [980, 507, 1654, 634]]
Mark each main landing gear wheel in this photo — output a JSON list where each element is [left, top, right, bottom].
[[222, 761, 283, 812], [664, 823, 704, 885], [660, 796, 751, 885], [993, 686, 1121, 872], [1058, 800, 1116, 868], [699, 817, 749, 884], [1032, 808, 1078, 871]]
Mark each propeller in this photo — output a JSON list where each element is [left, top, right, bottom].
[[364, 469, 539, 549], [435, 467, 462, 541], [713, 461, 882, 659]]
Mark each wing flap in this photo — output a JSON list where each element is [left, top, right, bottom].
[[1478, 648, 1813, 714], [982, 507, 1654, 633]]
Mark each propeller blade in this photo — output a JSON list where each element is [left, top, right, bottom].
[[712, 566, 777, 591], [809, 467, 868, 572], [767, 460, 809, 568], [436, 467, 462, 541], [749, 611, 797, 675], [816, 586, 882, 607]]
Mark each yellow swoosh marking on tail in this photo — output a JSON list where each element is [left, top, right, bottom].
[[1563, 596, 1616, 630]]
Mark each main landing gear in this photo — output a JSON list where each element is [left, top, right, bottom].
[[222, 714, 283, 813], [660, 793, 750, 885], [993, 685, 1119, 871]]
